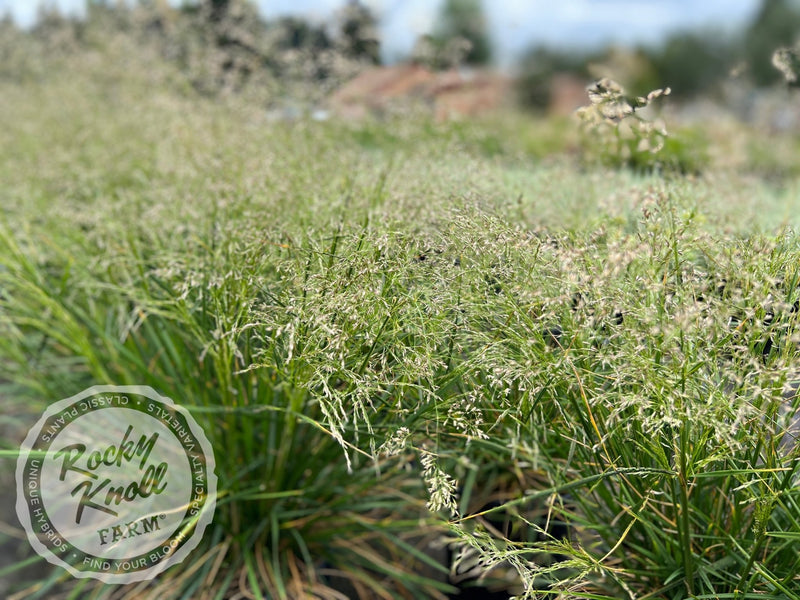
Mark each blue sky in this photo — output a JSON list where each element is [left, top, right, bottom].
[[0, 0, 763, 66]]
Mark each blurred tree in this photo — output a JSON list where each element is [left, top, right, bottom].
[[274, 16, 330, 52], [433, 0, 492, 66], [171, 0, 270, 94], [647, 31, 732, 98], [589, 46, 660, 96], [31, 3, 79, 50], [410, 34, 437, 67], [516, 46, 587, 110], [744, 0, 800, 86], [410, 33, 471, 70], [208, 0, 230, 23], [337, 0, 380, 64]]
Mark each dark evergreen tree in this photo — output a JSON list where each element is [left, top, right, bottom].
[[275, 16, 331, 52], [649, 31, 732, 97], [516, 46, 587, 110], [434, 0, 492, 66], [209, 0, 230, 23], [337, 0, 380, 64], [744, 0, 800, 86]]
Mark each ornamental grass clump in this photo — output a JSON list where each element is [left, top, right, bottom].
[[3, 28, 800, 599], [0, 218, 463, 599], [443, 191, 800, 598], [577, 78, 671, 172], [5, 178, 800, 598]]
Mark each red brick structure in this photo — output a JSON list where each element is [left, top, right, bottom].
[[328, 64, 512, 120]]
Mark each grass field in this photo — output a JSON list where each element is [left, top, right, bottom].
[[3, 31, 800, 600]]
